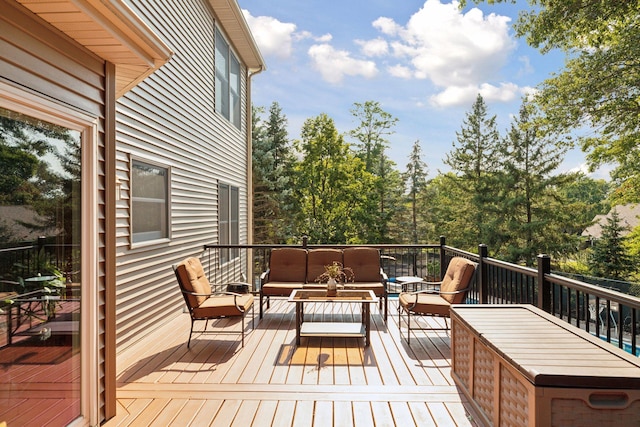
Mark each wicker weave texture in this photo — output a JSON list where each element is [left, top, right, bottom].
[[453, 324, 471, 389], [473, 342, 494, 420], [550, 397, 640, 426], [499, 364, 528, 427]]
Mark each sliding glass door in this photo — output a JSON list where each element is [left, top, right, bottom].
[[0, 107, 82, 426]]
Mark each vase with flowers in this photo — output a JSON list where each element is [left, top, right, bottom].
[[315, 261, 354, 296]]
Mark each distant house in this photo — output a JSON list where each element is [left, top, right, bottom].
[[582, 204, 640, 240], [2, 0, 264, 424], [0, 205, 58, 242]]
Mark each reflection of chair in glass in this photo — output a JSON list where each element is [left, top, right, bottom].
[[398, 257, 477, 343], [173, 257, 254, 348]]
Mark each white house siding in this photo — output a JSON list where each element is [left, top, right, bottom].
[[114, 0, 250, 350]]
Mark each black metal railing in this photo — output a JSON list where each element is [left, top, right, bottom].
[[203, 236, 640, 356]]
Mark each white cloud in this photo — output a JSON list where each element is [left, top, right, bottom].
[[518, 55, 534, 76], [242, 10, 297, 59], [372, 17, 401, 36], [387, 64, 413, 79], [316, 33, 333, 43], [355, 38, 389, 57], [308, 44, 378, 84], [375, 0, 519, 104], [429, 82, 522, 107]]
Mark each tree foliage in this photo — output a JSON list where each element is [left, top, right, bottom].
[[252, 102, 297, 243], [588, 209, 636, 280], [403, 140, 430, 244], [444, 94, 501, 248], [349, 101, 403, 242], [497, 100, 582, 265], [293, 114, 375, 244], [465, 0, 640, 202]]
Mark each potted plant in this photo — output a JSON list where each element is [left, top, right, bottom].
[[315, 261, 354, 296]]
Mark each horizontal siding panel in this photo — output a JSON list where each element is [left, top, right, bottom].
[[114, 0, 252, 351]]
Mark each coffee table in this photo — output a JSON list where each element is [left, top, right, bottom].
[[288, 289, 378, 346]]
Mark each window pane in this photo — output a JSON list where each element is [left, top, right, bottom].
[[230, 55, 241, 129], [132, 160, 168, 243], [0, 107, 82, 425], [215, 29, 230, 118], [219, 184, 229, 263], [231, 186, 239, 258]]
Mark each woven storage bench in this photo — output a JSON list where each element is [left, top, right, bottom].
[[451, 304, 640, 427]]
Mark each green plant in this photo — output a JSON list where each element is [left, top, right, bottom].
[[315, 261, 354, 284]]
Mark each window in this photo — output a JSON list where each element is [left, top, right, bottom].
[[131, 159, 169, 243], [215, 27, 241, 129], [219, 183, 239, 262]]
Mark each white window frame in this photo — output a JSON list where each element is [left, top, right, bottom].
[[1, 81, 100, 426], [215, 27, 241, 129], [219, 182, 239, 263], [130, 157, 171, 246]]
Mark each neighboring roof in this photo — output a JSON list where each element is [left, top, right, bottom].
[[0, 205, 59, 242], [582, 204, 640, 239]]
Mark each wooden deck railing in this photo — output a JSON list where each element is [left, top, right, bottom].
[[204, 236, 640, 356]]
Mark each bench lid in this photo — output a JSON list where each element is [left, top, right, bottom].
[[451, 304, 640, 389]]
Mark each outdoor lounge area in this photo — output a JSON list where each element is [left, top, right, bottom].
[[104, 296, 478, 426]]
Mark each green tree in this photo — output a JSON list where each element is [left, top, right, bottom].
[[464, 1, 640, 202], [425, 173, 470, 249], [349, 101, 403, 242], [293, 114, 375, 243], [403, 140, 430, 244], [560, 173, 610, 235], [252, 102, 296, 243], [498, 100, 581, 265], [588, 209, 636, 280], [444, 94, 501, 248]]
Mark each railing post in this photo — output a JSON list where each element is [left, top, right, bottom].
[[478, 244, 488, 304], [302, 235, 308, 249], [439, 236, 446, 280], [537, 254, 551, 312]]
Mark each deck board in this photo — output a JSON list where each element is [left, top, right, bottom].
[[106, 298, 481, 426]]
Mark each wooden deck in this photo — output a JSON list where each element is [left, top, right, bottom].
[[106, 298, 480, 426]]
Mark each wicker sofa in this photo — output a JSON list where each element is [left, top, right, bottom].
[[259, 247, 388, 321]]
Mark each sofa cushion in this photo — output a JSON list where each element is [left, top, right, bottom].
[[343, 247, 381, 282], [268, 248, 307, 282], [261, 282, 305, 296], [306, 248, 344, 283], [343, 282, 385, 296]]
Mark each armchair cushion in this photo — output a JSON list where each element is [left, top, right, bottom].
[[175, 256, 212, 307], [399, 291, 450, 317], [193, 293, 254, 318], [439, 257, 476, 304]]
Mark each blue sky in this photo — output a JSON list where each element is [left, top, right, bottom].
[[239, 0, 609, 179]]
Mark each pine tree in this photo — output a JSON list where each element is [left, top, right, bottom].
[[443, 94, 501, 249], [251, 102, 296, 243], [403, 140, 429, 244], [589, 209, 635, 280], [499, 100, 581, 265]]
